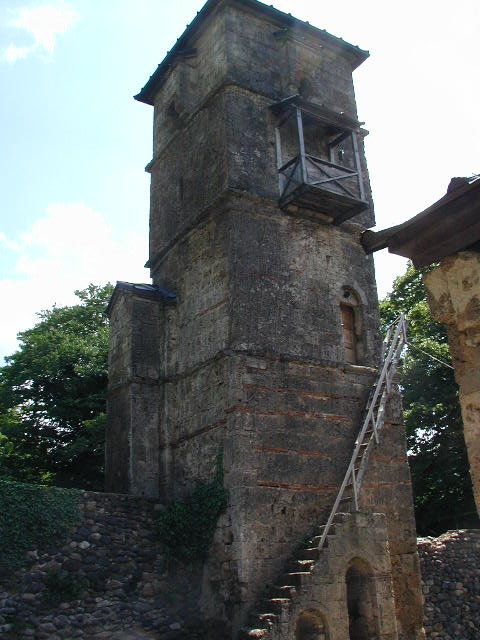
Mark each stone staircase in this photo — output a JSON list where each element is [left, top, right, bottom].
[[238, 515, 346, 639], [238, 510, 399, 640]]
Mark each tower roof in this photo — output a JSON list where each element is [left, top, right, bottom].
[[134, 0, 369, 106]]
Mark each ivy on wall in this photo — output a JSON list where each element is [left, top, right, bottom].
[[0, 479, 80, 574], [156, 453, 228, 566]]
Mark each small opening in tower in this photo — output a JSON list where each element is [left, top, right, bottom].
[[166, 100, 183, 129], [340, 287, 361, 364], [298, 78, 313, 99], [341, 304, 357, 364]]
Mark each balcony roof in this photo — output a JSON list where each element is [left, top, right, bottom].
[[270, 95, 364, 132]]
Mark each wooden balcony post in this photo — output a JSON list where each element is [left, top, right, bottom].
[[275, 126, 286, 195], [351, 131, 366, 201], [296, 107, 308, 183]]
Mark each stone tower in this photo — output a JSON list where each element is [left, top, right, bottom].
[[106, 1, 424, 638]]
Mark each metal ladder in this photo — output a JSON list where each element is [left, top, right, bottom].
[[318, 313, 408, 549]]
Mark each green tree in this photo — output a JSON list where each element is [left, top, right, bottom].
[[0, 284, 112, 490], [380, 265, 478, 535]]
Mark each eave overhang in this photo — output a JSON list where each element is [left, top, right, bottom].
[[106, 281, 176, 317], [134, 0, 369, 106], [362, 177, 480, 268]]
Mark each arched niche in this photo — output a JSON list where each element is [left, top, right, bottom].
[[346, 558, 379, 640], [295, 608, 329, 640], [340, 286, 362, 364]]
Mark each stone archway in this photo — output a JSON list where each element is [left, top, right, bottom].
[[295, 608, 329, 640], [346, 558, 379, 640]]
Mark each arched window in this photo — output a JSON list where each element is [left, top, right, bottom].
[[346, 558, 379, 640], [340, 287, 361, 364], [295, 609, 329, 640]]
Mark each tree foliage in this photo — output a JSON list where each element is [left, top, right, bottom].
[[380, 264, 478, 535], [0, 284, 112, 490]]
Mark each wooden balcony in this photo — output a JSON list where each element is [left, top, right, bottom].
[[272, 97, 369, 224]]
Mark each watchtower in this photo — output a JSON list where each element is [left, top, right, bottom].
[[106, 1, 424, 638]]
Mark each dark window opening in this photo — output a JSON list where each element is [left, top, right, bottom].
[[341, 303, 357, 364], [166, 101, 183, 129]]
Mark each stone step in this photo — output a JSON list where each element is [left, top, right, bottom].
[[309, 533, 335, 548], [281, 571, 312, 588], [333, 512, 350, 523], [314, 524, 336, 536], [296, 546, 319, 561], [249, 612, 279, 628], [286, 558, 316, 572], [271, 584, 297, 599], [238, 627, 270, 639], [261, 597, 292, 615]]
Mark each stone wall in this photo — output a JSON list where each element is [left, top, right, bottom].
[[2, 486, 479, 640], [0, 491, 204, 640], [418, 529, 480, 639], [424, 252, 480, 516]]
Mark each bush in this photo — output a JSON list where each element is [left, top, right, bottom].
[[0, 479, 79, 574], [156, 453, 228, 566]]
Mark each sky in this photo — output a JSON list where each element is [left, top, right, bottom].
[[0, 0, 479, 362]]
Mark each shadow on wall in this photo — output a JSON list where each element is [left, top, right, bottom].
[[346, 557, 379, 640]]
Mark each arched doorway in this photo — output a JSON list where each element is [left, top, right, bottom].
[[346, 558, 379, 639], [295, 609, 329, 640]]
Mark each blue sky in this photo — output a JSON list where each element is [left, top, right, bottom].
[[1, 0, 479, 361]]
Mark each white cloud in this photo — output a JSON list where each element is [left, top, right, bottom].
[[3, 43, 30, 62], [0, 232, 19, 251], [2, 2, 79, 62], [0, 202, 149, 361]]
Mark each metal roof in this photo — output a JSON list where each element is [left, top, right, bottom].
[[106, 281, 176, 316], [134, 0, 369, 106]]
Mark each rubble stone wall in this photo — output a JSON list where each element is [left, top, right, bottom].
[[0, 491, 203, 640], [418, 529, 480, 640]]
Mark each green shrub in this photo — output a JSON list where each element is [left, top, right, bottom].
[[0, 479, 79, 574], [156, 453, 228, 566]]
